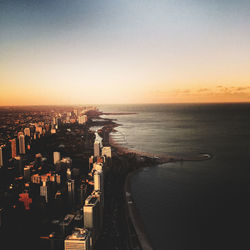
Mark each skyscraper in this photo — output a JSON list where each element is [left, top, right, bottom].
[[0, 208, 4, 228], [9, 139, 16, 158], [64, 228, 91, 250], [52, 117, 56, 125], [17, 131, 24, 139], [79, 182, 87, 206], [56, 174, 61, 184], [84, 195, 100, 242], [89, 156, 93, 171], [93, 163, 103, 172], [15, 156, 23, 176], [53, 152, 60, 165], [101, 146, 112, 158], [40, 181, 49, 203], [36, 126, 43, 134], [84, 195, 100, 229], [24, 128, 31, 137], [67, 168, 71, 180], [67, 179, 75, 194], [93, 170, 103, 192], [0, 147, 3, 167], [19, 134, 26, 154], [24, 166, 31, 181], [67, 179, 75, 208], [92, 190, 104, 230], [94, 141, 100, 157], [78, 115, 88, 124]]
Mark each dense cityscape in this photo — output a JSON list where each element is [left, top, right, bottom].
[[0, 106, 157, 250]]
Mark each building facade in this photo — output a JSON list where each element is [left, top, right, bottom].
[[19, 134, 26, 155]]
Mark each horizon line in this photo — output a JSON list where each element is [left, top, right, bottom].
[[1, 101, 250, 107]]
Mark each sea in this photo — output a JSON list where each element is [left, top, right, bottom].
[[100, 104, 250, 250]]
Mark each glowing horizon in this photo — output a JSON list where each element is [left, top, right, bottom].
[[1, 0, 250, 105]]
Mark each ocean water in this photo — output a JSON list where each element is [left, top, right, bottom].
[[100, 104, 250, 250]]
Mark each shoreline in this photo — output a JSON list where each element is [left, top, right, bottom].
[[124, 168, 154, 250], [96, 113, 212, 250], [109, 133, 212, 163]]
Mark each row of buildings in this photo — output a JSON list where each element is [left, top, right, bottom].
[[63, 140, 112, 250], [0, 106, 112, 250], [0, 106, 92, 169]]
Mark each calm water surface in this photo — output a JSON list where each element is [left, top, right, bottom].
[[100, 104, 250, 250]]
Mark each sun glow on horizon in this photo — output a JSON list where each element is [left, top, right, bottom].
[[0, 0, 250, 105]]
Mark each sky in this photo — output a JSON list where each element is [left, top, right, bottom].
[[0, 0, 250, 105]]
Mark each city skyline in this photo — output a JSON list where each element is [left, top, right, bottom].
[[1, 0, 250, 105]]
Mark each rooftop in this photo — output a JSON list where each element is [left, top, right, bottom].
[[65, 228, 89, 241]]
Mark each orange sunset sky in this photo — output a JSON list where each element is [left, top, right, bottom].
[[0, 0, 250, 105]]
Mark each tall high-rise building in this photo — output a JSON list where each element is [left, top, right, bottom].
[[17, 131, 24, 139], [92, 190, 104, 230], [94, 170, 103, 192], [0, 145, 8, 167], [93, 163, 103, 172], [67, 179, 75, 194], [24, 128, 31, 137], [78, 115, 88, 124], [53, 152, 60, 165], [79, 182, 87, 206], [67, 168, 71, 180], [94, 141, 100, 157], [89, 156, 93, 171], [0, 147, 3, 167], [24, 166, 31, 181], [84, 195, 100, 241], [36, 126, 43, 134], [40, 181, 49, 203], [101, 146, 112, 158], [9, 139, 16, 158], [56, 174, 61, 184], [67, 179, 75, 207], [0, 208, 4, 228], [19, 134, 26, 154], [65, 228, 91, 250], [52, 117, 56, 125], [84, 195, 100, 229], [15, 156, 23, 176], [52, 117, 59, 129]]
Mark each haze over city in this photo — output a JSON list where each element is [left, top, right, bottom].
[[1, 0, 250, 105]]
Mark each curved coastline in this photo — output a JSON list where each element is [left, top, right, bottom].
[[108, 135, 155, 250], [109, 133, 212, 163], [109, 131, 212, 250], [124, 168, 154, 250], [96, 113, 212, 250]]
